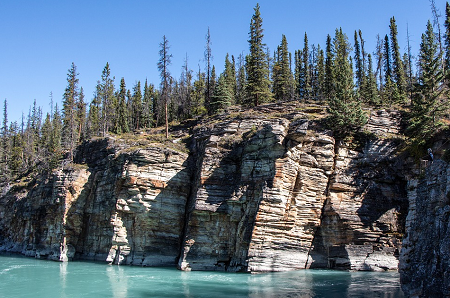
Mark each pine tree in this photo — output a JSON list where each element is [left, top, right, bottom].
[[158, 35, 172, 138], [223, 53, 237, 104], [142, 79, 155, 128], [131, 81, 143, 130], [191, 66, 207, 116], [354, 30, 364, 91], [324, 34, 335, 100], [302, 33, 311, 100], [87, 86, 101, 138], [273, 35, 293, 101], [327, 28, 367, 137], [1, 99, 9, 179], [445, 2, 450, 81], [317, 46, 325, 101], [205, 27, 213, 113], [115, 78, 129, 134], [408, 20, 447, 143], [9, 122, 24, 176], [390, 16, 406, 103], [364, 54, 380, 106], [98, 63, 115, 135], [76, 87, 86, 142], [211, 74, 232, 114], [236, 54, 247, 104], [246, 3, 271, 106], [62, 62, 79, 161]]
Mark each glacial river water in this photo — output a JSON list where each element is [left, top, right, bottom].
[[0, 254, 404, 298]]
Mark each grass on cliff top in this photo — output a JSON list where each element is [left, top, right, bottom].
[[114, 125, 191, 155]]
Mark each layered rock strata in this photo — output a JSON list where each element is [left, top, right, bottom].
[[400, 159, 450, 297], [0, 105, 408, 273]]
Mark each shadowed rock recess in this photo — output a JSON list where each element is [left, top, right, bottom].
[[0, 104, 409, 273]]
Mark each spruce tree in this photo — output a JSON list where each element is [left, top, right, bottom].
[[408, 20, 447, 143], [354, 30, 364, 91], [327, 28, 367, 137], [62, 62, 79, 161], [76, 87, 86, 142], [211, 74, 232, 114], [115, 78, 129, 134], [302, 32, 311, 100], [365, 54, 380, 106], [317, 46, 325, 101], [1, 99, 9, 179], [273, 35, 293, 101], [324, 34, 335, 100], [158, 35, 172, 138], [246, 3, 271, 106], [98, 63, 115, 135], [223, 53, 237, 104], [390, 17, 406, 103], [445, 2, 450, 81], [191, 66, 207, 116], [131, 81, 143, 130], [87, 87, 101, 138], [142, 79, 154, 128], [236, 54, 247, 104]]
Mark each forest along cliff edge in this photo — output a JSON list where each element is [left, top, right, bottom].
[[0, 103, 408, 273]]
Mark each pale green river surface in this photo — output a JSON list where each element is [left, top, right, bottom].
[[0, 254, 404, 297]]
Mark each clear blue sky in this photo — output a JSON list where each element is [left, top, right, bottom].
[[0, 0, 447, 123]]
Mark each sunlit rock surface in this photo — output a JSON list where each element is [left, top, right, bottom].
[[0, 103, 408, 273]]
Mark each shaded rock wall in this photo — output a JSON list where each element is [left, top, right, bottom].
[[400, 159, 450, 297], [0, 105, 409, 273]]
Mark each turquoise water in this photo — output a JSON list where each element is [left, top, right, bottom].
[[0, 254, 404, 298]]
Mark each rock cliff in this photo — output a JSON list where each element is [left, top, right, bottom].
[[0, 103, 409, 273], [400, 155, 450, 297]]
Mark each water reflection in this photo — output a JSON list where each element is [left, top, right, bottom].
[[0, 255, 404, 298], [59, 262, 68, 298], [106, 265, 128, 298]]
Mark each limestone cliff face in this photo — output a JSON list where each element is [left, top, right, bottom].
[[0, 104, 408, 273], [400, 158, 450, 297]]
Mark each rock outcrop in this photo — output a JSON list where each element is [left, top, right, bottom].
[[400, 158, 450, 297], [0, 103, 409, 273]]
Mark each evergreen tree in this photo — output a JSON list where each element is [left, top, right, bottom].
[[131, 81, 143, 130], [114, 78, 130, 134], [9, 122, 24, 176], [327, 28, 367, 137], [383, 34, 392, 81], [302, 32, 311, 100], [354, 30, 364, 91], [211, 74, 232, 114], [364, 54, 380, 106], [87, 86, 101, 138], [246, 3, 271, 106], [408, 20, 447, 143], [223, 53, 237, 104], [76, 87, 86, 142], [273, 35, 293, 101], [445, 2, 450, 81], [236, 53, 247, 104], [205, 27, 213, 113], [1, 99, 9, 179], [390, 16, 406, 103], [324, 34, 335, 100], [191, 66, 207, 116], [62, 62, 79, 161], [317, 46, 325, 101], [98, 63, 115, 135], [142, 79, 155, 128], [158, 35, 172, 138], [50, 103, 62, 168]]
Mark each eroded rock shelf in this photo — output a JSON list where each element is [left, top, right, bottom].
[[0, 105, 411, 274]]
